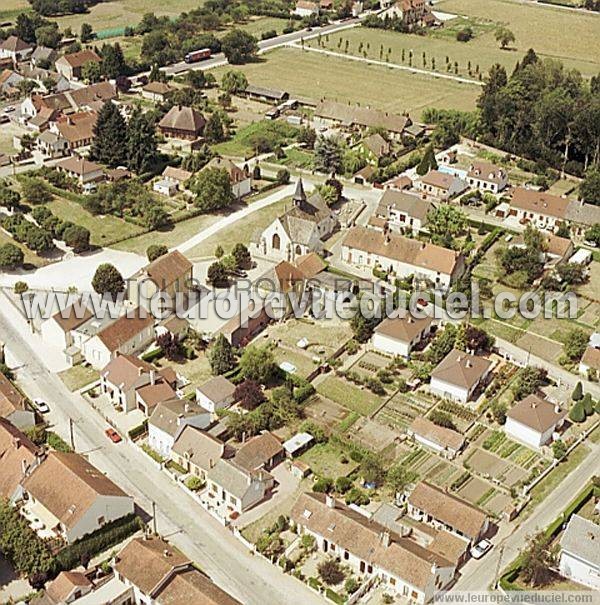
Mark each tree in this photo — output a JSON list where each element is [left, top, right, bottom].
[[21, 177, 52, 205], [572, 381, 583, 401], [584, 224, 600, 246], [156, 332, 183, 361], [276, 168, 290, 184], [495, 27, 515, 49], [92, 263, 125, 298], [14, 281, 28, 295], [221, 29, 258, 64], [582, 393, 594, 416], [580, 169, 600, 205], [90, 101, 127, 167], [427, 205, 467, 248], [17, 79, 38, 97], [221, 70, 248, 94], [298, 126, 317, 149], [318, 559, 345, 585], [186, 70, 206, 89], [0, 184, 20, 210], [563, 329, 588, 362], [416, 144, 438, 176], [101, 43, 126, 78], [314, 135, 343, 174], [429, 410, 457, 430], [552, 440, 567, 460], [239, 344, 276, 384], [350, 312, 379, 343], [147, 244, 168, 262], [62, 224, 90, 253], [455, 324, 495, 354], [317, 184, 338, 206], [191, 168, 234, 212], [80, 22, 93, 43], [204, 112, 225, 144], [81, 60, 103, 83], [206, 261, 228, 287], [512, 367, 547, 400], [208, 334, 236, 375], [360, 451, 385, 485], [234, 379, 265, 409], [126, 108, 158, 173], [569, 400, 586, 423], [231, 243, 251, 269], [520, 531, 557, 587], [214, 245, 224, 259], [34, 23, 61, 48], [386, 464, 417, 493], [0, 244, 24, 270], [334, 476, 353, 494]]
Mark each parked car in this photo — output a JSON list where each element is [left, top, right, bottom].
[[470, 539, 492, 559], [4, 105, 15, 112], [32, 398, 50, 414], [105, 428, 122, 443]]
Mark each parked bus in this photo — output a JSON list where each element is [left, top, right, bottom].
[[184, 48, 211, 63]]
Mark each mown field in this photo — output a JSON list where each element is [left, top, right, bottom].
[[214, 47, 481, 118]]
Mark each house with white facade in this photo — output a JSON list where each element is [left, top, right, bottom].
[[207, 157, 251, 199], [508, 187, 570, 232], [375, 189, 433, 235], [559, 514, 600, 590], [253, 179, 337, 261], [294, 0, 319, 16], [429, 349, 493, 403], [407, 417, 465, 460], [148, 399, 211, 458], [406, 481, 489, 545], [0, 36, 33, 62], [114, 536, 242, 605], [292, 492, 458, 604], [416, 170, 468, 202], [466, 161, 508, 194], [196, 376, 236, 413], [20, 451, 134, 544], [40, 302, 93, 363], [504, 394, 566, 449], [341, 225, 465, 292], [372, 314, 434, 358], [55, 155, 105, 192]]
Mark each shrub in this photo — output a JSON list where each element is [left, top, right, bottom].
[[127, 420, 148, 440], [572, 381, 583, 401], [185, 476, 204, 491], [334, 476, 353, 494], [582, 393, 594, 416], [47, 431, 73, 453], [569, 401, 586, 423], [345, 577, 359, 594], [301, 533, 316, 551], [318, 559, 344, 585], [312, 477, 333, 493], [345, 487, 369, 506]]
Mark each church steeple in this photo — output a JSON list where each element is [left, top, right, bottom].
[[292, 178, 307, 207]]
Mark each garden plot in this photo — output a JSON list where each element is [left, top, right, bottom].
[[304, 394, 350, 433], [433, 400, 477, 434], [423, 459, 463, 489], [299, 442, 359, 478], [485, 491, 513, 517], [455, 475, 492, 506], [375, 390, 435, 430], [315, 375, 383, 417], [349, 350, 392, 379], [349, 417, 402, 454], [465, 448, 528, 488], [400, 447, 439, 477]]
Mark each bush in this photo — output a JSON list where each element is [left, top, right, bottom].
[[127, 420, 148, 440], [312, 477, 333, 493], [318, 559, 344, 585], [345, 487, 369, 506], [569, 401, 586, 423], [345, 577, 360, 594], [582, 393, 594, 416], [334, 476, 353, 494], [47, 431, 73, 453], [185, 476, 204, 491]]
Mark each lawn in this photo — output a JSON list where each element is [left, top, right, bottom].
[[0, 0, 28, 21], [0, 230, 52, 269], [213, 47, 481, 119], [48, 197, 144, 247], [266, 318, 352, 355], [58, 365, 100, 391], [436, 0, 600, 77], [184, 197, 290, 259], [299, 441, 359, 478], [213, 120, 299, 159], [315, 375, 382, 417], [154, 352, 212, 396], [111, 211, 222, 255], [0, 121, 22, 155]]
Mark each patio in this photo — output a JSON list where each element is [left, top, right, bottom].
[[85, 390, 147, 434], [20, 499, 61, 541]]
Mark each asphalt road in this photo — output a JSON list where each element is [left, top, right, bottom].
[[163, 18, 361, 75], [0, 300, 325, 605]]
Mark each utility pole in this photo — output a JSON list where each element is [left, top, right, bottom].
[[152, 501, 157, 535], [493, 545, 505, 589], [69, 418, 75, 451]]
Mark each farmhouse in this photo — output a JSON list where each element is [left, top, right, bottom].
[[508, 187, 570, 232], [55, 49, 102, 81], [372, 314, 433, 357], [0, 418, 41, 503], [292, 492, 458, 604], [466, 161, 508, 194], [416, 170, 468, 201], [0, 372, 36, 430], [253, 179, 337, 261], [407, 417, 465, 459], [559, 514, 600, 590], [55, 155, 104, 192], [379, 0, 437, 28], [504, 394, 566, 449], [162, 165, 192, 188], [0, 36, 32, 62], [37, 570, 96, 604], [406, 481, 489, 544], [341, 225, 465, 292], [294, 0, 320, 16], [429, 349, 492, 403], [171, 425, 232, 480], [115, 536, 242, 604], [196, 375, 237, 413], [51, 110, 98, 150], [376, 189, 433, 234], [36, 130, 69, 159], [20, 451, 134, 544], [158, 105, 206, 140], [206, 157, 251, 198], [141, 80, 174, 102]]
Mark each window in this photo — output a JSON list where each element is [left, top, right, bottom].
[[272, 233, 281, 250], [97, 516, 105, 525], [295, 245, 302, 255]]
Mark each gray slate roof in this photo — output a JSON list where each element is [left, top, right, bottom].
[[560, 514, 600, 567]]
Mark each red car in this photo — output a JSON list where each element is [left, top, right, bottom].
[[105, 428, 122, 443]]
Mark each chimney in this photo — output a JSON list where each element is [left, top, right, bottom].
[[21, 458, 28, 474], [138, 367, 144, 376], [421, 242, 427, 250], [380, 531, 390, 548], [150, 370, 156, 385], [209, 457, 215, 469], [325, 494, 336, 509], [13, 437, 21, 449], [177, 413, 184, 426], [554, 404, 561, 414], [184, 402, 190, 413], [163, 549, 171, 557], [465, 360, 472, 368]]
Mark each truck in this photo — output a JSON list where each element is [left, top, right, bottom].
[[184, 48, 211, 63]]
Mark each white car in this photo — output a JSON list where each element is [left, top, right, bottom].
[[32, 398, 50, 414], [470, 539, 492, 559]]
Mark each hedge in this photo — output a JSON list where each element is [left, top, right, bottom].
[[54, 514, 142, 573], [127, 420, 148, 440], [325, 588, 345, 605], [47, 432, 73, 453], [141, 348, 163, 362]]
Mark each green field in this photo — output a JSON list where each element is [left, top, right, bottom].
[[436, 0, 600, 77], [0, 0, 28, 22], [214, 47, 481, 119], [316, 376, 382, 417]]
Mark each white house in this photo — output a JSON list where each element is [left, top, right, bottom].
[[36, 130, 69, 159], [0, 36, 33, 62], [341, 225, 465, 293], [407, 417, 465, 460], [148, 399, 211, 458], [294, 0, 319, 16], [504, 394, 566, 449], [253, 179, 337, 262], [429, 349, 493, 403], [153, 178, 178, 197], [82, 310, 155, 370], [206, 157, 251, 199], [195, 375, 236, 413], [20, 451, 134, 544], [579, 334, 600, 378], [375, 189, 434, 235], [416, 170, 468, 201], [292, 492, 458, 604], [508, 187, 570, 232], [171, 425, 230, 481], [55, 156, 105, 193], [466, 161, 508, 194], [372, 314, 433, 358], [559, 514, 600, 590]]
